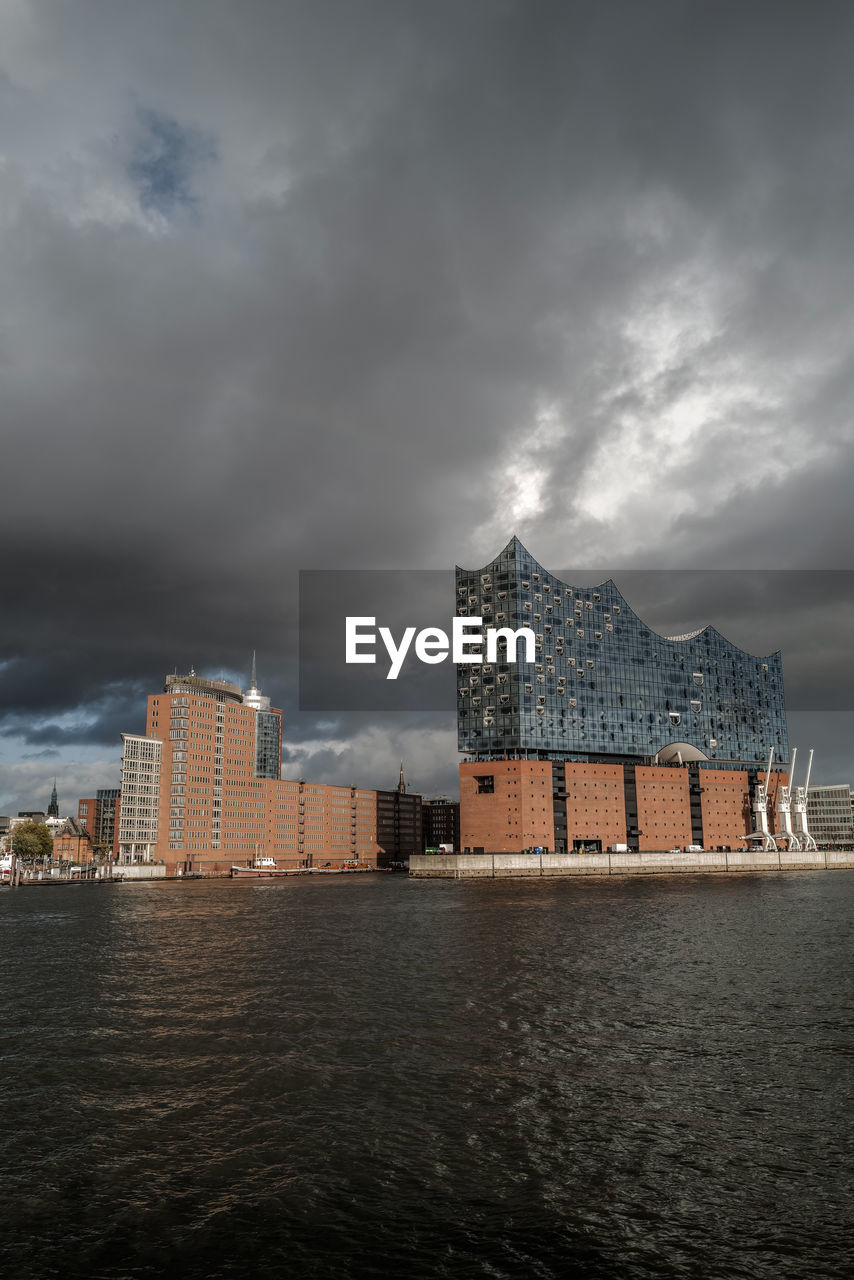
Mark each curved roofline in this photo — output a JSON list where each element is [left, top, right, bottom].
[[458, 536, 783, 663], [455, 534, 520, 575]]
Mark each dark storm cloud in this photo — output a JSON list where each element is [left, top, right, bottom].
[[1, 0, 853, 806], [128, 109, 216, 216]]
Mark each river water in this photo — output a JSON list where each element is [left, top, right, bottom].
[[1, 872, 852, 1279]]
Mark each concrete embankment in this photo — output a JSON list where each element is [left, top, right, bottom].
[[409, 849, 854, 878], [20, 864, 169, 884], [113, 865, 168, 880]]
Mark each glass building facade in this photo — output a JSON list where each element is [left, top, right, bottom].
[[255, 710, 283, 780], [96, 787, 121, 849], [457, 537, 789, 767]]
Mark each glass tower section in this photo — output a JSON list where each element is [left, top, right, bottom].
[[255, 710, 282, 780], [457, 537, 789, 767]]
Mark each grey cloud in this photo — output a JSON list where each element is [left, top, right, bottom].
[[127, 108, 217, 216], [1, 0, 853, 808]]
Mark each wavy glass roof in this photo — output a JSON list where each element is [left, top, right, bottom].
[[456, 537, 788, 765]]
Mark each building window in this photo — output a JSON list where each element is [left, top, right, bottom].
[[475, 775, 495, 794]]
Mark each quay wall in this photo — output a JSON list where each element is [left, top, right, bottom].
[[409, 849, 854, 879], [114, 864, 167, 880]]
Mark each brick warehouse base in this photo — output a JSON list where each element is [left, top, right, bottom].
[[410, 850, 854, 878], [459, 760, 791, 854]]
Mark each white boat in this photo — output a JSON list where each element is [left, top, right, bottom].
[[230, 851, 299, 878]]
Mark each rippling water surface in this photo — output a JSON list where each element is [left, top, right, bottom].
[[1, 872, 852, 1279]]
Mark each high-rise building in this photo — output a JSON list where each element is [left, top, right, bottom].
[[117, 664, 422, 874], [456, 538, 792, 853], [118, 735, 162, 861], [118, 667, 282, 870]]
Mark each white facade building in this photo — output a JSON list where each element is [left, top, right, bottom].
[[806, 784, 854, 847], [118, 734, 162, 862]]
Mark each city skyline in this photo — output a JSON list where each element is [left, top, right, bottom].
[[3, 554, 851, 817]]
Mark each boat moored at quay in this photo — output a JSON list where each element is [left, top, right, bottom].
[[230, 855, 300, 878], [230, 852, 390, 878]]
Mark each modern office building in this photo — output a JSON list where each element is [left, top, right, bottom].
[[422, 798, 460, 851], [456, 538, 792, 853], [97, 788, 121, 853], [806, 784, 853, 847], [376, 769, 423, 864], [116, 665, 421, 874]]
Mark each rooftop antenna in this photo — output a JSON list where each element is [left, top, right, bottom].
[[398, 761, 406, 794]]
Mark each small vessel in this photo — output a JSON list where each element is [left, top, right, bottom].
[[230, 847, 300, 878]]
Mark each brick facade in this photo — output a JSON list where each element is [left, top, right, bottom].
[[563, 762, 626, 850], [698, 769, 751, 849], [460, 760, 554, 852], [118, 676, 422, 874], [460, 759, 788, 853], [634, 766, 693, 851]]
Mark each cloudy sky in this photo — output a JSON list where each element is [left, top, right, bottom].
[[2, 0, 853, 813]]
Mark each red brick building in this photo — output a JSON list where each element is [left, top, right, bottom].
[[460, 759, 788, 853], [117, 669, 421, 875], [53, 817, 95, 864]]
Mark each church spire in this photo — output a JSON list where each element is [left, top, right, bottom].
[[47, 778, 59, 818], [398, 761, 406, 794], [250, 649, 258, 690]]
